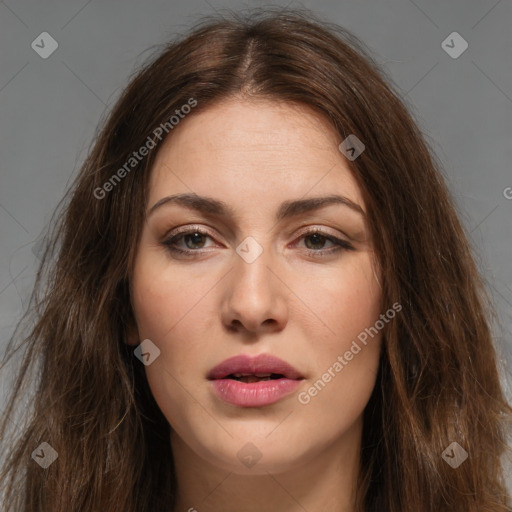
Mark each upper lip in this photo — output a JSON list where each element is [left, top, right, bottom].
[[208, 354, 303, 380]]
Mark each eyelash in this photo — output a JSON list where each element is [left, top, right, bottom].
[[161, 225, 354, 258]]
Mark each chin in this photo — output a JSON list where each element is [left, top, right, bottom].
[[202, 441, 306, 475], [177, 420, 308, 474]]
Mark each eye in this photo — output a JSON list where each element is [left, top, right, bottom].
[[162, 226, 216, 255], [161, 226, 354, 258], [292, 228, 354, 258]]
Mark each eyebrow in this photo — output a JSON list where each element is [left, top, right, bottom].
[[147, 193, 365, 221]]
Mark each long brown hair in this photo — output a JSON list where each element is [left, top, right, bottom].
[[1, 7, 510, 511]]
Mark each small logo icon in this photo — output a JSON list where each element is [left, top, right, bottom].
[[441, 32, 468, 59], [31, 442, 58, 468], [442, 441, 468, 468], [134, 338, 161, 366], [31, 32, 59, 59], [237, 442, 262, 468], [236, 236, 263, 264], [339, 134, 365, 161]]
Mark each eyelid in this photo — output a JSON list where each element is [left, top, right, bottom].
[[165, 224, 219, 241], [293, 225, 348, 241]]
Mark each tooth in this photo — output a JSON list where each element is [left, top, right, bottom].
[[255, 373, 272, 377]]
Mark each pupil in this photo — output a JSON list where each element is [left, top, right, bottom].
[[306, 233, 325, 250], [185, 232, 205, 249]]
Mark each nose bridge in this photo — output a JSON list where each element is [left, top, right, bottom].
[[233, 235, 275, 300]]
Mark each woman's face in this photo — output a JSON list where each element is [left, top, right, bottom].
[[129, 97, 382, 474]]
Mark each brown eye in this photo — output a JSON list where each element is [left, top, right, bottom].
[[182, 232, 208, 249], [162, 228, 215, 255], [295, 229, 354, 258], [304, 233, 330, 250]]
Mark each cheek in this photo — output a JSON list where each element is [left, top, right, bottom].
[[296, 251, 382, 347], [130, 248, 214, 346], [296, 252, 382, 414], [130, 253, 217, 423]]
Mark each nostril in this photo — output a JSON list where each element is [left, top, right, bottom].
[[229, 320, 242, 331]]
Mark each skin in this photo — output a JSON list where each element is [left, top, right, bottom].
[[127, 97, 383, 512]]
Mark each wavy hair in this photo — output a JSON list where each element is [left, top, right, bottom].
[[1, 7, 511, 511]]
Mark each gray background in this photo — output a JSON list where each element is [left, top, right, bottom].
[[1, 0, 511, 473]]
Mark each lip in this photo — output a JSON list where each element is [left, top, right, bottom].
[[208, 354, 304, 407], [208, 353, 303, 380]]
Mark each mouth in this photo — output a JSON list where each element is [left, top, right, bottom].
[[207, 353, 303, 381], [208, 354, 304, 407]]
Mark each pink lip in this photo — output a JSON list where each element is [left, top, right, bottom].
[[208, 354, 303, 407]]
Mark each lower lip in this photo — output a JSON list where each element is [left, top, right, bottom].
[[210, 378, 302, 407]]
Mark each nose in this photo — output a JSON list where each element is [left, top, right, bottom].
[[221, 246, 289, 334]]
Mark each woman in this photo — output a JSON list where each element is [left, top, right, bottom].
[[1, 7, 510, 511]]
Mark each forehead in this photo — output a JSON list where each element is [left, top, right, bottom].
[[147, 98, 364, 213]]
